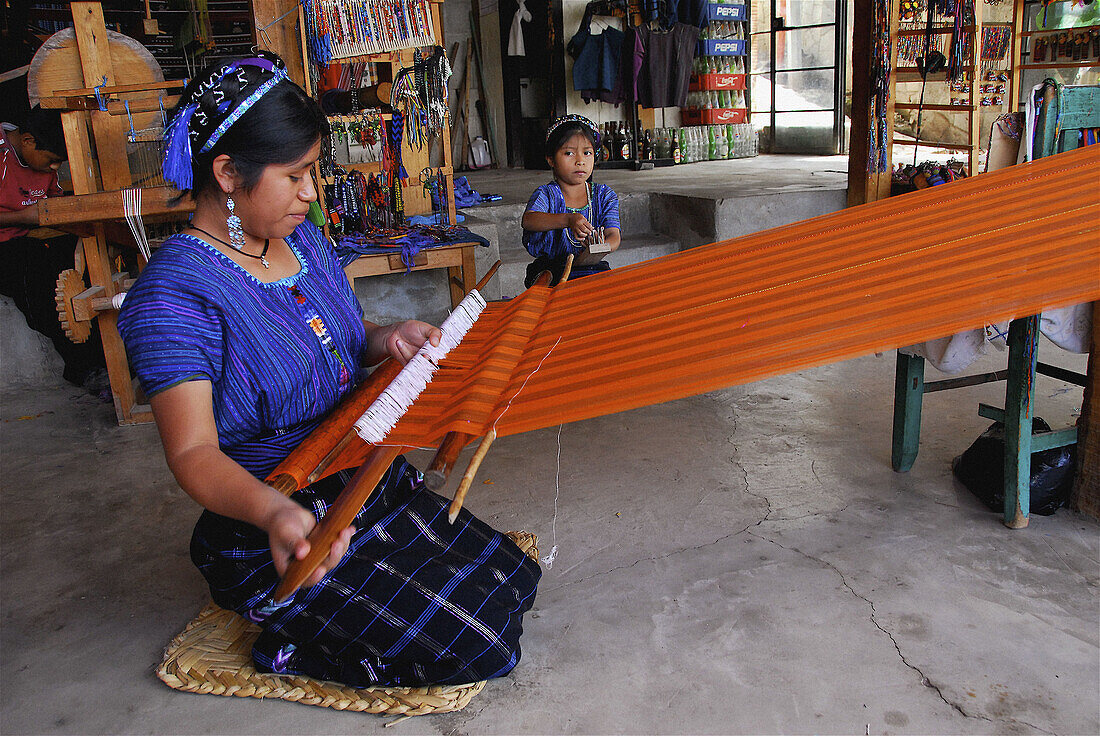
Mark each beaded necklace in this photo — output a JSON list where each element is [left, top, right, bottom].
[[191, 226, 271, 269]]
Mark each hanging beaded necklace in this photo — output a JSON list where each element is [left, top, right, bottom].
[[563, 181, 591, 214], [190, 226, 271, 269]]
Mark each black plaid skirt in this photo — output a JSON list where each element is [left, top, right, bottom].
[[190, 457, 541, 688]]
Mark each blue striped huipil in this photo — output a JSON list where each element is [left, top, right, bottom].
[[521, 181, 620, 286], [118, 223, 541, 688]]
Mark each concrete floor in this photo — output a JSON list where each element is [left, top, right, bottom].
[[2, 155, 1097, 734], [2, 323, 1097, 734]]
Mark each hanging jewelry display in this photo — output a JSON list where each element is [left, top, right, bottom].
[[389, 109, 410, 183], [868, 0, 892, 174], [418, 47, 451, 133], [303, 0, 437, 65]]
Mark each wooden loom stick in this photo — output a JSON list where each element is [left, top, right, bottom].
[[274, 444, 404, 602], [559, 253, 574, 283], [423, 429, 470, 490], [447, 428, 496, 524]]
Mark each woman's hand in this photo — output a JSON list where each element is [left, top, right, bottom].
[[566, 213, 594, 244], [370, 320, 442, 365], [264, 498, 356, 587]]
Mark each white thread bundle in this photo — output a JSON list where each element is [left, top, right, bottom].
[[123, 188, 152, 263], [353, 289, 486, 444]]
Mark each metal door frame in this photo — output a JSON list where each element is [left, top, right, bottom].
[[752, 0, 848, 153]]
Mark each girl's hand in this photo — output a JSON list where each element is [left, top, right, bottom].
[[566, 213, 594, 244], [265, 499, 356, 588], [380, 320, 442, 364]]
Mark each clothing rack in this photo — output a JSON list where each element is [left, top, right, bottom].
[[592, 0, 672, 170]]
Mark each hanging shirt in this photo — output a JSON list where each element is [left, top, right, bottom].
[[0, 124, 62, 242], [118, 222, 366, 479], [635, 22, 699, 108], [568, 14, 625, 104]]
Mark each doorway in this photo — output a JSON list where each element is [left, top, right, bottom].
[[749, 0, 847, 154]]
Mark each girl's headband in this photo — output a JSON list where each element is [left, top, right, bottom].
[[162, 56, 289, 191], [546, 114, 600, 144]]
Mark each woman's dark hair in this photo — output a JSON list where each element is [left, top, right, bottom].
[[545, 121, 598, 157], [168, 53, 328, 196]]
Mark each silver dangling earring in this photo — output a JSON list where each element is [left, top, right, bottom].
[[226, 195, 246, 252]]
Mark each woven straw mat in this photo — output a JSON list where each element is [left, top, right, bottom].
[[157, 531, 539, 717]]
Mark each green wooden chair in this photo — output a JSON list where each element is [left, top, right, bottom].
[[892, 82, 1099, 528]]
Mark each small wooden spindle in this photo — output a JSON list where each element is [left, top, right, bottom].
[[559, 253, 575, 283], [448, 429, 497, 524]]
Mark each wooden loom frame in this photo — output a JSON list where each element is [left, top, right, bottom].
[[37, 2, 195, 425]]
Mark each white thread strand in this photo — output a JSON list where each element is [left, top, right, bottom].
[[353, 289, 486, 444], [123, 188, 152, 263], [490, 336, 562, 433], [540, 422, 562, 569]]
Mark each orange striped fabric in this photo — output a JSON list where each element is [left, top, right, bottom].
[[268, 145, 1100, 490]]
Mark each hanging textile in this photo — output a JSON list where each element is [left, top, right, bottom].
[[568, 11, 625, 103], [509, 0, 531, 56]]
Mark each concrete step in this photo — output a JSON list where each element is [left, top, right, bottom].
[[496, 230, 680, 299]]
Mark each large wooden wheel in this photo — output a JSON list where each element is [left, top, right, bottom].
[[28, 26, 164, 132]]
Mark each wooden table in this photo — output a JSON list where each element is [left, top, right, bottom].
[[342, 241, 478, 309]]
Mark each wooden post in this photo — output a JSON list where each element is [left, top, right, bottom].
[[69, 2, 149, 424], [1008, 0, 1026, 112], [1072, 302, 1100, 519], [847, 0, 898, 205], [967, 0, 983, 174]]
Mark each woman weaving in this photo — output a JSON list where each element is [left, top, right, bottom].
[[118, 52, 540, 688]]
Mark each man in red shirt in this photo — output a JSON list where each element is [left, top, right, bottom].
[[1, 106, 104, 386]]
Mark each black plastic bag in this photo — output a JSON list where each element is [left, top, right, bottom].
[[952, 417, 1076, 516]]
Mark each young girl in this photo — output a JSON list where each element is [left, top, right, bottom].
[[522, 115, 620, 287]]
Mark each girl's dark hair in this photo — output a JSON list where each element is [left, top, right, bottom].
[[169, 54, 328, 196], [545, 122, 598, 157]]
